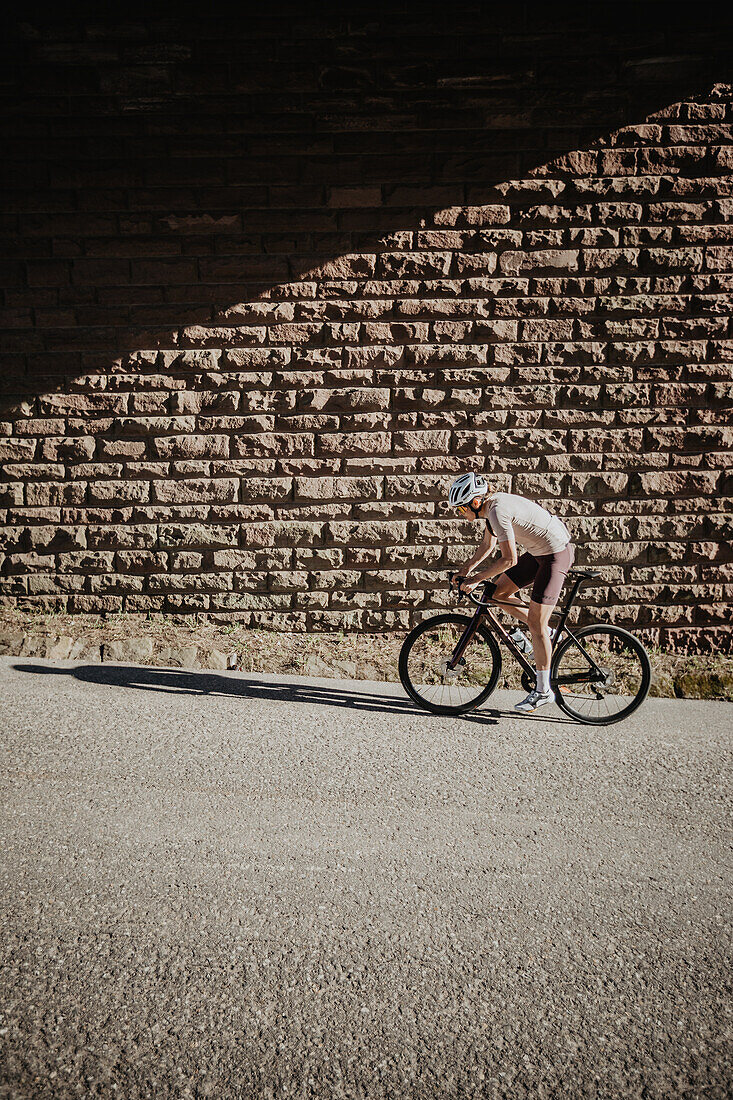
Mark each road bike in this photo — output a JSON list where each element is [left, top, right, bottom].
[[399, 567, 651, 725]]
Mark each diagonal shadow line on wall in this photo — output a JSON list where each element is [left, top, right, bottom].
[[1, 7, 732, 415], [1, 6, 732, 644]]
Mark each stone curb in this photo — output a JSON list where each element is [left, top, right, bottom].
[[0, 630, 384, 682], [0, 631, 238, 672]]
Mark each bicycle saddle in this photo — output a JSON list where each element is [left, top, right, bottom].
[[568, 567, 603, 579]]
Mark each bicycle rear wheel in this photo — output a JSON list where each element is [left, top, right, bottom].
[[399, 613, 501, 715], [551, 624, 651, 725]]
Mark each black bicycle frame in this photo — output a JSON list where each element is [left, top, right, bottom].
[[448, 574, 607, 683], [448, 601, 536, 679], [551, 576, 608, 683]]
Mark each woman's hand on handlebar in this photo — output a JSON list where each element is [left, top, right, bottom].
[[450, 572, 477, 594], [449, 571, 495, 599]]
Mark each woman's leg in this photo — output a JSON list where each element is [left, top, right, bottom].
[[527, 599, 555, 673], [525, 547, 573, 691], [492, 553, 538, 627], [491, 574, 531, 627]]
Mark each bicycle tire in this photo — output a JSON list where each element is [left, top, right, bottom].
[[551, 624, 651, 725], [399, 612, 502, 716]]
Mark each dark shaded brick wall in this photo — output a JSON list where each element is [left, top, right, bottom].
[[1, 6, 732, 651]]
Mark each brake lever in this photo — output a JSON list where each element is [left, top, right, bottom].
[[448, 572, 467, 600]]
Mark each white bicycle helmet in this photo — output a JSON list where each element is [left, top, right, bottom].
[[448, 472, 489, 507]]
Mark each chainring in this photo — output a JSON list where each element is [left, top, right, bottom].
[[520, 669, 535, 693]]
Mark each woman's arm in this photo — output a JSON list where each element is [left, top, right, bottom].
[[460, 535, 518, 591], [463, 503, 518, 587], [452, 526, 496, 584]]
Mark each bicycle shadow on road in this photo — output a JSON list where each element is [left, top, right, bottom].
[[11, 662, 573, 725], [10, 661, 478, 721]]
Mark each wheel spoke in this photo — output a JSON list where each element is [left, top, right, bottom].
[[552, 626, 650, 725], [401, 615, 499, 714]]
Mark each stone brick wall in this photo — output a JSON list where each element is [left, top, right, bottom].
[[2, 7, 732, 652]]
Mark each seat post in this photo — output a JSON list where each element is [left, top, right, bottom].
[[562, 575, 583, 614]]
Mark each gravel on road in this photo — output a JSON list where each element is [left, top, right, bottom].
[[1, 657, 731, 1098]]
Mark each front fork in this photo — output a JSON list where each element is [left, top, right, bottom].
[[447, 607, 484, 670]]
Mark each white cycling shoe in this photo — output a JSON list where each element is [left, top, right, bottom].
[[514, 688, 555, 713]]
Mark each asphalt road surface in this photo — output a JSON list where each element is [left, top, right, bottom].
[[1, 657, 731, 1099]]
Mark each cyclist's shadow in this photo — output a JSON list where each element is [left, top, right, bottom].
[[12, 661, 506, 724], [13, 663, 571, 724]]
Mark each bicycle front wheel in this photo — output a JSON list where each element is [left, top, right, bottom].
[[399, 613, 502, 715], [551, 624, 651, 725]]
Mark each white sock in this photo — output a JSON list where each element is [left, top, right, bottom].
[[536, 669, 550, 693]]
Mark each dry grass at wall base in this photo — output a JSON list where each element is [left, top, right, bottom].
[[1, 610, 731, 701]]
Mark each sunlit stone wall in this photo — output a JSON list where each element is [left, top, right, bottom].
[[2, 8, 732, 651]]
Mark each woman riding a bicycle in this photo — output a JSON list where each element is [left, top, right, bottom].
[[398, 472, 650, 724], [448, 472, 574, 713]]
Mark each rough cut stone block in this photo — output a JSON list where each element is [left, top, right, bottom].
[[243, 521, 324, 548], [88, 481, 150, 504], [451, 254, 498, 276], [231, 432, 312, 458], [393, 430, 451, 454], [0, 438, 36, 461], [631, 471, 720, 497], [499, 250, 579, 275], [378, 252, 453, 278], [316, 432, 391, 456], [300, 388, 390, 412], [151, 479, 238, 504], [520, 319, 574, 341], [100, 637, 154, 664], [153, 435, 230, 459], [58, 551, 115, 573], [26, 525, 87, 551], [158, 524, 236, 549], [26, 483, 87, 506], [314, 254, 376, 279], [327, 521, 408, 546]]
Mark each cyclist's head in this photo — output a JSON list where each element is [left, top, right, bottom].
[[448, 472, 490, 517]]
